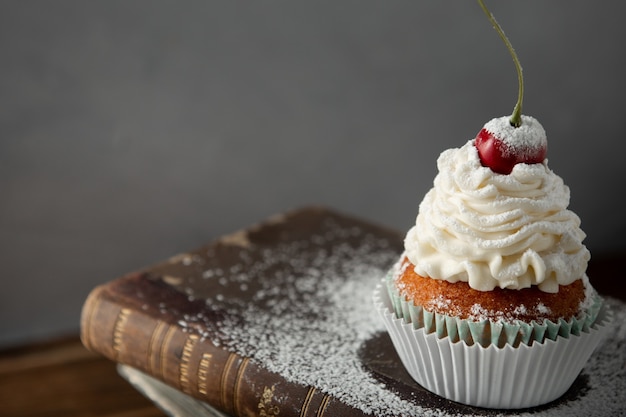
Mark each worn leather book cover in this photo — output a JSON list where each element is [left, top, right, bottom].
[[80, 206, 617, 417]]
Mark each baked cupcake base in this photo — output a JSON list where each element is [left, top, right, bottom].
[[373, 279, 611, 409], [387, 262, 603, 348]]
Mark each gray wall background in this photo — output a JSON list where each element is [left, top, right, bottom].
[[2, 1, 625, 348]]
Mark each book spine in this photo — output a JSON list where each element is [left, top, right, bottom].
[[80, 285, 367, 417]]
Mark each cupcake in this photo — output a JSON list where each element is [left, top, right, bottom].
[[374, 115, 610, 409]]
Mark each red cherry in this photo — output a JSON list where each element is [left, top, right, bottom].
[[475, 129, 517, 174], [474, 116, 547, 175]]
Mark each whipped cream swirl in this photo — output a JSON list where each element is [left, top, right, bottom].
[[405, 140, 590, 292]]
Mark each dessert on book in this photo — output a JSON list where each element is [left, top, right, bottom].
[[81, 206, 625, 416], [374, 1, 610, 410], [80, 2, 622, 414]]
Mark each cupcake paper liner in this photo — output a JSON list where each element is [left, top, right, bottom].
[[373, 279, 611, 409], [386, 272, 603, 348]]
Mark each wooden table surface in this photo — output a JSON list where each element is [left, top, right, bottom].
[[0, 254, 622, 417], [0, 336, 164, 417]]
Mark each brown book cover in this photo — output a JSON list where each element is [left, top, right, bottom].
[[80, 206, 626, 417]]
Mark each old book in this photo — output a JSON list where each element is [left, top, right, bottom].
[[80, 206, 625, 417], [81, 206, 405, 417]]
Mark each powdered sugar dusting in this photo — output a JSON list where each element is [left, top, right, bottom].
[[536, 303, 551, 315], [405, 136, 589, 293], [210, 232, 440, 416], [483, 115, 547, 159], [466, 301, 559, 324], [158, 218, 625, 416]]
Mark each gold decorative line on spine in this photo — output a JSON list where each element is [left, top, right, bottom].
[[316, 394, 331, 417], [233, 357, 250, 417], [112, 308, 131, 358], [179, 334, 199, 394], [198, 353, 213, 395], [220, 353, 237, 410], [299, 387, 317, 417], [147, 321, 167, 376], [159, 325, 177, 380]]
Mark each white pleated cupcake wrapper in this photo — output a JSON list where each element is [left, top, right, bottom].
[[385, 272, 603, 348], [373, 280, 611, 409]]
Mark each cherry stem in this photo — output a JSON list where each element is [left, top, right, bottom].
[[477, 0, 524, 128]]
